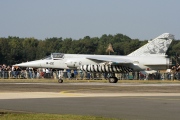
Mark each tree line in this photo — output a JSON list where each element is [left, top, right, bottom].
[[0, 33, 180, 65]]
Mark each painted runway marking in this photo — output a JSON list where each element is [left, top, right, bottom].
[[1, 92, 180, 99]]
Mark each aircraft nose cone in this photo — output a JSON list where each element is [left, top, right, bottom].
[[14, 60, 41, 68]]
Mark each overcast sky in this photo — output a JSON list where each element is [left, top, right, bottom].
[[0, 0, 179, 40]]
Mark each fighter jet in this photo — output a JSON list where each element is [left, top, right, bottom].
[[14, 33, 174, 83]]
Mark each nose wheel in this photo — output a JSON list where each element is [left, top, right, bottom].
[[58, 79, 63, 83]]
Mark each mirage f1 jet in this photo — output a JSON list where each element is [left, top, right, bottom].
[[14, 33, 174, 83]]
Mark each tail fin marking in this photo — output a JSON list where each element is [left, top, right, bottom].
[[128, 33, 174, 56]]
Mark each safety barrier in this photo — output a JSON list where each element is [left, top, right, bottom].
[[0, 70, 180, 80]]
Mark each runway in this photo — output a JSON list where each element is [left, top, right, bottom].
[[0, 82, 180, 120]]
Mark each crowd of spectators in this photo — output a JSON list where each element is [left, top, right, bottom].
[[0, 64, 93, 80], [1, 63, 180, 80], [0, 64, 55, 79]]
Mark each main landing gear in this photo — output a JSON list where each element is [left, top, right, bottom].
[[108, 73, 118, 83], [108, 77, 118, 83]]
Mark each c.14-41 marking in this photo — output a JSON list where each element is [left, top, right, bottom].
[[46, 62, 54, 65]]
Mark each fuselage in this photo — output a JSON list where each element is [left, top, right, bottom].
[[14, 54, 170, 72]]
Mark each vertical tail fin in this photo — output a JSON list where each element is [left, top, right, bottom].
[[128, 33, 174, 56]]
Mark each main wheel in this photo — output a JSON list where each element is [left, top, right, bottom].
[[109, 77, 118, 83], [58, 79, 63, 83]]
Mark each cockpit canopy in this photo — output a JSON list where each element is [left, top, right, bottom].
[[43, 53, 64, 60]]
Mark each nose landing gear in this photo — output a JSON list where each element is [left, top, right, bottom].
[[58, 79, 63, 83]]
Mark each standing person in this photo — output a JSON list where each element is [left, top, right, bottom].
[[0, 65, 2, 79], [171, 66, 176, 80], [1, 65, 5, 78], [42, 68, 46, 78], [74, 70, 78, 80], [29, 67, 33, 79], [4, 66, 8, 79], [0, 66, 2, 78], [58, 70, 64, 79], [132, 71, 135, 80], [145, 73, 149, 80], [71, 70, 74, 79], [52, 69, 57, 79], [7, 66, 11, 78], [13, 67, 20, 78], [45, 68, 50, 78], [63, 69, 67, 79], [25, 67, 29, 79], [11, 66, 15, 78], [33, 68, 37, 79], [67, 69, 71, 80], [21, 67, 27, 79], [36, 69, 40, 79], [79, 70, 84, 80], [176, 64, 180, 80]]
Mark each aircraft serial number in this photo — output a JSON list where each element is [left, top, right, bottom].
[[46, 62, 54, 65]]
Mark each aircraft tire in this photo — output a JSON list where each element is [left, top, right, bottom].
[[58, 79, 63, 83], [109, 77, 118, 83]]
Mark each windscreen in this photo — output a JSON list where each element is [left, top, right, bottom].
[[52, 53, 64, 59]]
